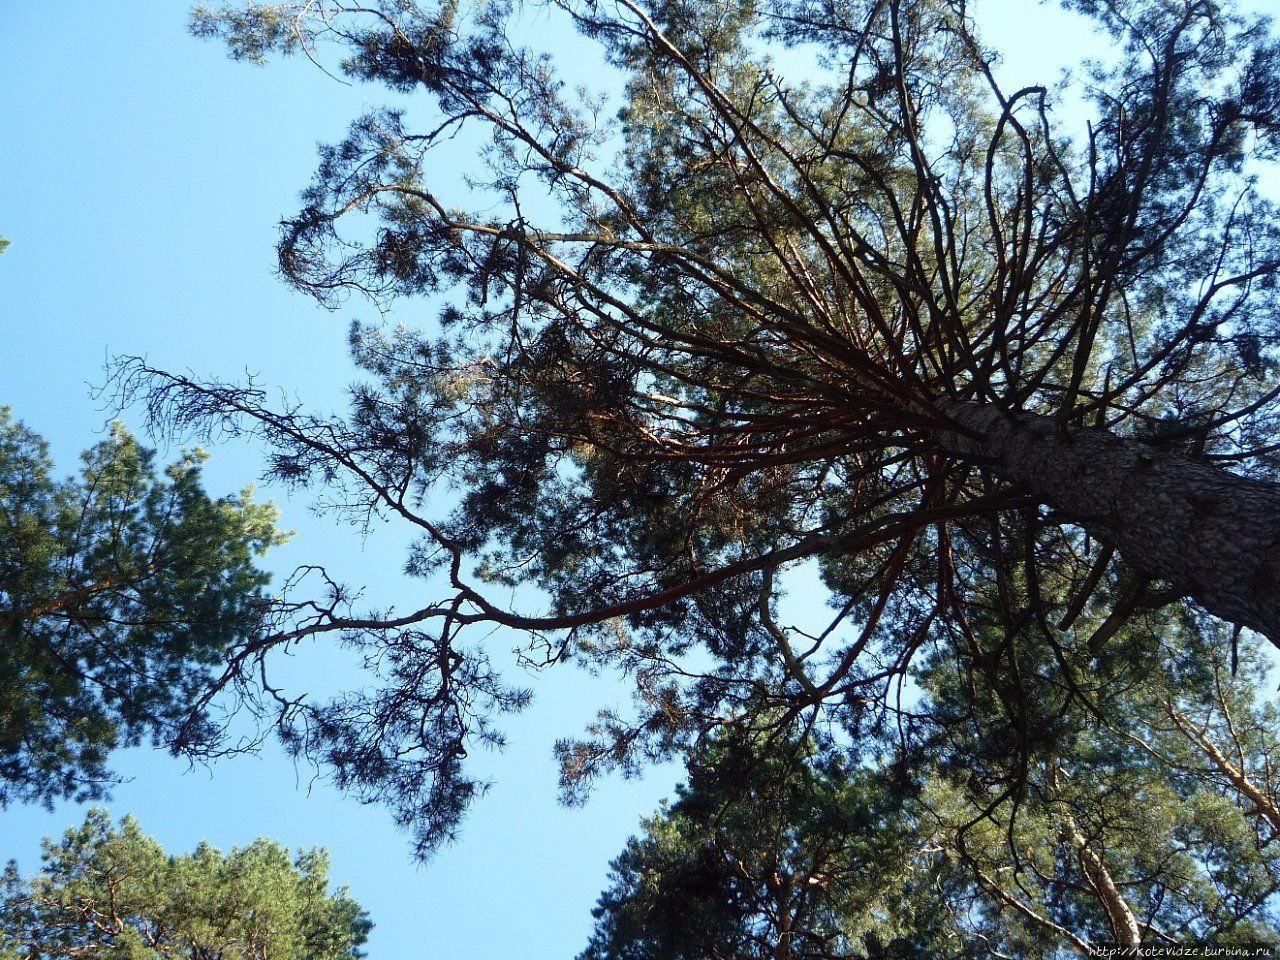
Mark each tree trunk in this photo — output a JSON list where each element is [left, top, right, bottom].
[[938, 402, 1280, 645], [1062, 820, 1143, 949]]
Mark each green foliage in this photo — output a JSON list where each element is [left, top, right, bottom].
[[0, 407, 287, 806], [146, 0, 1280, 860], [0, 810, 371, 959], [191, 4, 303, 63], [581, 730, 948, 960], [588, 618, 1280, 957], [901, 581, 1280, 951]]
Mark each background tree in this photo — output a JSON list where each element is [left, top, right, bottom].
[[585, 614, 1280, 958], [0, 407, 286, 806], [0, 810, 371, 959], [913, 612, 1280, 953], [580, 729, 954, 960], [126, 0, 1280, 854]]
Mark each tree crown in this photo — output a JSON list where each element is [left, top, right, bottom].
[[122, 0, 1280, 856]]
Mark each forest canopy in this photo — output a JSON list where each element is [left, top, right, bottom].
[[91, 5, 1280, 951], [0, 810, 370, 959]]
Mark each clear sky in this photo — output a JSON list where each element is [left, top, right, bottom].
[[0, 1, 1130, 957]]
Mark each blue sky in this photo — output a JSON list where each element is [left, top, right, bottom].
[[0, 3, 680, 956], [0, 1, 1125, 956]]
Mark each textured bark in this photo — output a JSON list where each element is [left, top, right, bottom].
[[938, 402, 1280, 645], [1062, 821, 1142, 948]]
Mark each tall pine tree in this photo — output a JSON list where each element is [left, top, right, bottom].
[[116, 0, 1280, 852]]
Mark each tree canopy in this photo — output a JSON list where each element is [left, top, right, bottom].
[[583, 611, 1280, 956], [0, 408, 285, 806], [0, 810, 370, 959], [119, 0, 1280, 865]]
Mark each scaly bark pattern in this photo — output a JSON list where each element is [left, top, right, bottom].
[[940, 402, 1280, 644]]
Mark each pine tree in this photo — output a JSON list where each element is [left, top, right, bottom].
[[0, 408, 286, 805], [585, 613, 1280, 957], [0, 811, 371, 959], [119, 0, 1280, 852]]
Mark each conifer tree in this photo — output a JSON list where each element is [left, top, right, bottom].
[[0, 408, 286, 805], [123, 0, 1280, 852], [585, 616, 1280, 957], [0, 811, 371, 959]]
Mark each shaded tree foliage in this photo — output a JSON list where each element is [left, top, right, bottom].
[[580, 731, 944, 960], [585, 617, 1280, 957], [0, 408, 285, 806], [0, 810, 370, 959], [125, 0, 1280, 855], [911, 610, 1280, 953]]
